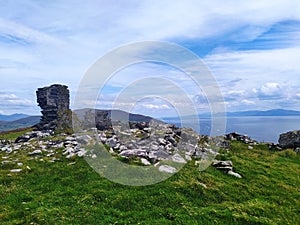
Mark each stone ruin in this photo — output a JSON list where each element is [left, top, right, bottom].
[[36, 84, 72, 132]]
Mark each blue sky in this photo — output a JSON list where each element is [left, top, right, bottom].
[[0, 0, 300, 117]]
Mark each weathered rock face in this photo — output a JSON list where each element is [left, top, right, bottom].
[[36, 84, 72, 131], [278, 130, 300, 149]]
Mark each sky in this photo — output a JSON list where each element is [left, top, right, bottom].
[[0, 0, 300, 117]]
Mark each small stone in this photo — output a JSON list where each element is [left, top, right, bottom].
[[65, 136, 76, 141], [198, 182, 207, 188], [185, 154, 192, 161], [10, 169, 22, 173], [158, 165, 177, 173], [141, 158, 151, 165], [77, 150, 86, 157], [248, 146, 253, 150], [228, 170, 242, 178], [91, 154, 97, 159], [2, 160, 12, 164], [17, 162, 23, 166], [66, 153, 75, 158], [63, 147, 74, 155], [158, 138, 167, 145], [76, 135, 93, 145], [171, 153, 186, 163], [28, 150, 42, 155], [212, 160, 233, 172], [106, 137, 117, 148]]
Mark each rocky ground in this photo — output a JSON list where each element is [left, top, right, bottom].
[[1, 120, 299, 178]]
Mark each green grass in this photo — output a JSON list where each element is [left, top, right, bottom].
[[0, 140, 299, 224], [0, 128, 33, 141]]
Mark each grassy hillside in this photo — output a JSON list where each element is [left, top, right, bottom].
[[0, 116, 40, 132], [0, 131, 299, 224]]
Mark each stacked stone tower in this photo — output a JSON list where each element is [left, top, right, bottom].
[[36, 84, 71, 131]]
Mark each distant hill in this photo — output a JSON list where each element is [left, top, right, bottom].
[[0, 116, 40, 132], [0, 113, 30, 122], [73, 108, 164, 130], [74, 108, 162, 122], [162, 109, 300, 121], [225, 109, 300, 117]]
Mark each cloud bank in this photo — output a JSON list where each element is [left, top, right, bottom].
[[0, 0, 300, 115]]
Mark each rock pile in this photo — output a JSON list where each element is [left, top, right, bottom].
[[212, 160, 242, 178], [36, 84, 72, 131], [1, 83, 246, 178], [225, 132, 258, 145], [96, 121, 201, 164], [1, 122, 231, 176]]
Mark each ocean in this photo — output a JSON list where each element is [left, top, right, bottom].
[[163, 116, 300, 143]]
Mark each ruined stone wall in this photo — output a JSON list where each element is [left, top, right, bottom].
[[36, 84, 71, 131]]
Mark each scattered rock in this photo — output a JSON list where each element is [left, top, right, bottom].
[[198, 182, 208, 189], [10, 169, 22, 173], [268, 143, 282, 151], [120, 149, 147, 158], [158, 165, 177, 173], [225, 132, 257, 144], [171, 153, 186, 164], [15, 135, 31, 143], [140, 158, 151, 165], [28, 150, 42, 155], [2, 160, 12, 164], [76, 135, 93, 145], [212, 160, 233, 172], [228, 170, 242, 178], [212, 160, 242, 178]]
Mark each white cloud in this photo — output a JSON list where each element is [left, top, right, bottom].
[[0, 93, 18, 100], [241, 99, 256, 105], [1, 0, 300, 114], [254, 82, 283, 99], [143, 103, 170, 109], [0, 18, 62, 45], [0, 93, 36, 114]]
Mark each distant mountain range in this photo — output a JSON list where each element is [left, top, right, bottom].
[[0, 113, 30, 122], [73, 108, 163, 130], [0, 116, 41, 132], [225, 109, 300, 117], [1, 109, 300, 133], [161, 109, 300, 122]]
